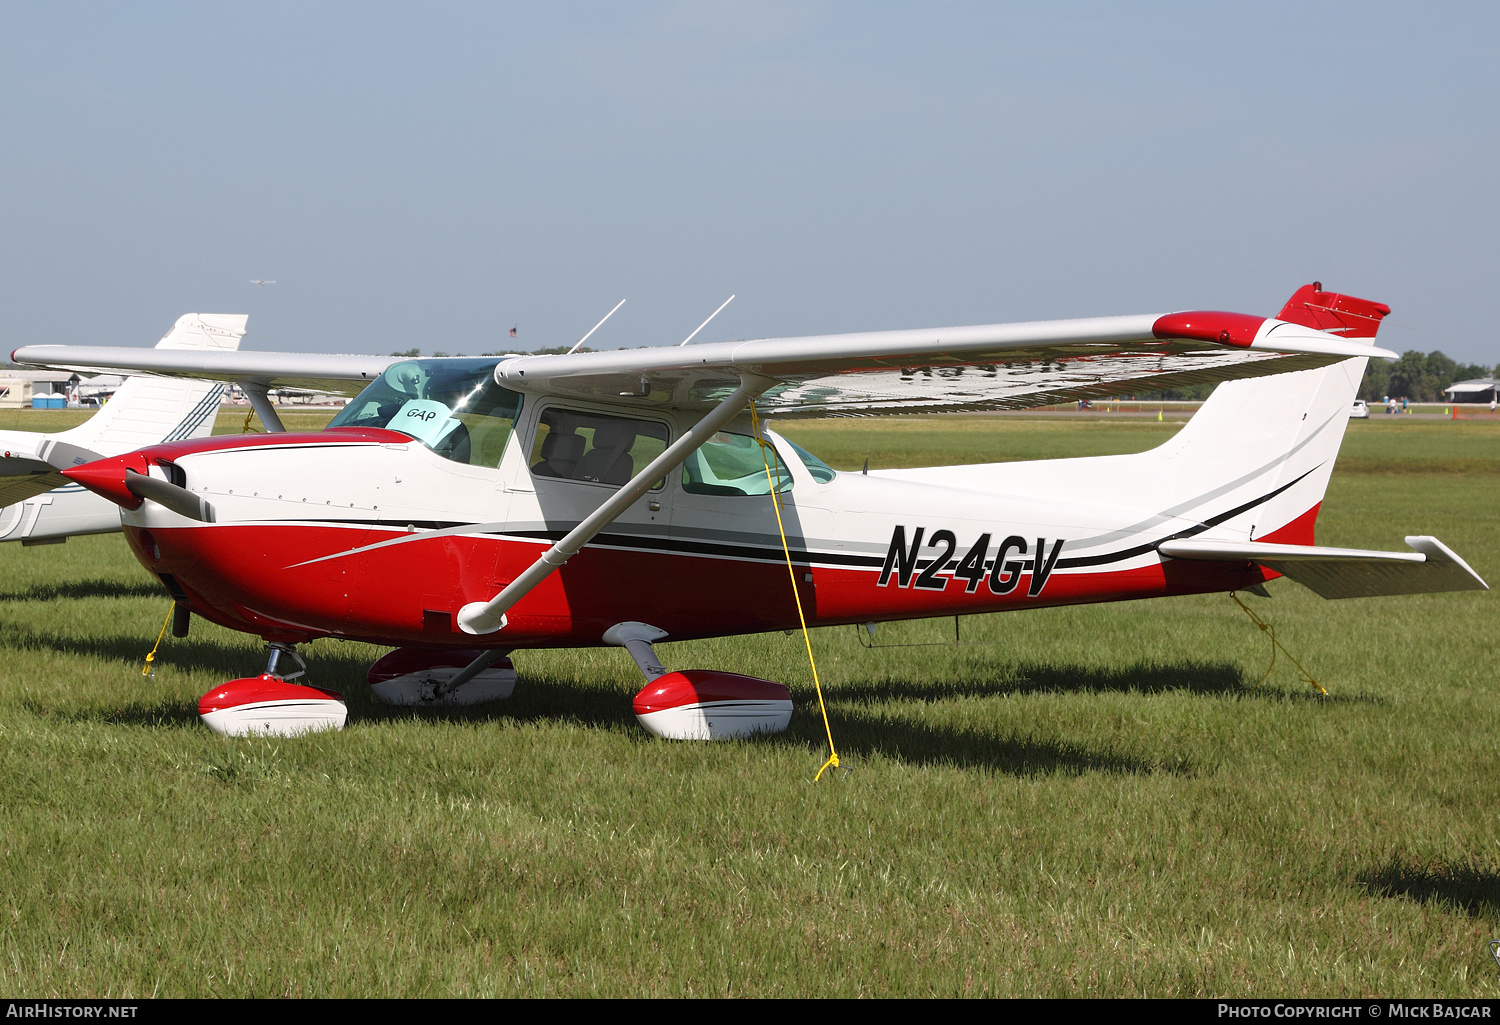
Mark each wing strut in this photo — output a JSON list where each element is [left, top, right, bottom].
[[455, 374, 772, 636], [238, 382, 286, 433]]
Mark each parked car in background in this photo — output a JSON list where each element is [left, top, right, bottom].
[[1350, 400, 1369, 419]]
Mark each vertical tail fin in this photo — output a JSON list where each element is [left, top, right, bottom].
[[56, 314, 247, 456]]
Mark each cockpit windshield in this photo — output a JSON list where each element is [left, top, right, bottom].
[[327, 359, 523, 466]]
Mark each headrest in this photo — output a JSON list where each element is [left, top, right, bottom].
[[590, 422, 637, 449], [541, 432, 585, 462]]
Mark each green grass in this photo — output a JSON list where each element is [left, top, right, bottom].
[[777, 417, 1184, 470], [0, 414, 1498, 995]]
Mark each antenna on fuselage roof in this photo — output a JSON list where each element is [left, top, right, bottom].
[[566, 299, 627, 355], [678, 294, 735, 346]]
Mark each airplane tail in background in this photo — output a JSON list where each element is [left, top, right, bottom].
[[55, 313, 246, 456], [0, 314, 246, 542]]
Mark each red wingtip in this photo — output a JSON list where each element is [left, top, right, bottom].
[[1276, 283, 1390, 339], [61, 454, 147, 510]]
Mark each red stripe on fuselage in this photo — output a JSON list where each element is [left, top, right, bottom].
[[135, 521, 1273, 648]]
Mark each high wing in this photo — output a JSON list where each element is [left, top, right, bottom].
[[7, 347, 397, 398], [492, 309, 1393, 417], [13, 299, 1393, 418]]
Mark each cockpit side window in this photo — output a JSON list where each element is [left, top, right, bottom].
[[681, 431, 793, 496], [327, 359, 523, 467], [785, 439, 837, 483], [528, 408, 669, 489]]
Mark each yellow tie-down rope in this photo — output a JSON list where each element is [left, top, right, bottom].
[[1230, 592, 1326, 696], [750, 400, 841, 780], [142, 603, 174, 678]]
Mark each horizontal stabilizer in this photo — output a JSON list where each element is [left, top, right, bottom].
[[1159, 536, 1488, 599]]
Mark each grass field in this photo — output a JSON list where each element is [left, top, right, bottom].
[[0, 409, 1497, 996]]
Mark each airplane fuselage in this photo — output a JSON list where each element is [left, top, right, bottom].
[[110, 409, 1275, 650]]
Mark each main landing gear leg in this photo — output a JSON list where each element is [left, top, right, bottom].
[[602, 622, 670, 682], [196, 642, 347, 738], [264, 642, 307, 681]]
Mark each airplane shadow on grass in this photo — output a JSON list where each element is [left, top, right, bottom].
[[350, 673, 1178, 777], [809, 704, 1176, 776], [0, 578, 165, 602], [11, 631, 1343, 775], [829, 658, 1379, 706], [1359, 860, 1500, 919], [26, 696, 203, 729], [6, 631, 301, 680]]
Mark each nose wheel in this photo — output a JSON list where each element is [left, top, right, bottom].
[[366, 647, 516, 706], [197, 642, 347, 737]]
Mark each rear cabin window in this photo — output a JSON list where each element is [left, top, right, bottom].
[[681, 431, 793, 496], [529, 409, 669, 489]]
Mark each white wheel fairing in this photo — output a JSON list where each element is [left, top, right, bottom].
[[199, 698, 347, 737], [635, 699, 793, 741]]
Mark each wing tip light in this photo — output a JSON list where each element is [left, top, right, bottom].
[[1151, 311, 1266, 348]]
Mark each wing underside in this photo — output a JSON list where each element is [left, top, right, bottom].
[[8, 348, 398, 399], [532, 346, 1339, 418], [493, 313, 1392, 416]]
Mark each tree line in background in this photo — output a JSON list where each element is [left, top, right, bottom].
[[1356, 351, 1491, 402], [1144, 350, 1494, 403]]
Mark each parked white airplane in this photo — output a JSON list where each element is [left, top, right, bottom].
[[0, 313, 246, 544]]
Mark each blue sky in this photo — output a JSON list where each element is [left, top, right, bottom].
[[2, 2, 1496, 361]]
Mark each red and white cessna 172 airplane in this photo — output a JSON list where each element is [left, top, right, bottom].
[[12, 284, 1487, 739]]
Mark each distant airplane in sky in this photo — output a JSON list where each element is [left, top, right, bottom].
[[250, 280, 276, 287]]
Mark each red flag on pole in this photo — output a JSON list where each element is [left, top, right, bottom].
[[508, 325, 517, 338]]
